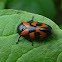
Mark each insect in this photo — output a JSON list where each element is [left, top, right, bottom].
[[16, 16, 53, 46]]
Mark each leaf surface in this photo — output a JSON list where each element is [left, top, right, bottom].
[[0, 9, 62, 62]]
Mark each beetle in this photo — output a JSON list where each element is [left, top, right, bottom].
[[16, 16, 53, 46]]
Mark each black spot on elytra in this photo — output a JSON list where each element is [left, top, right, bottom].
[[35, 32, 40, 39], [36, 22, 43, 26]]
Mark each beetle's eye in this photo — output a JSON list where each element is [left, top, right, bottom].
[[22, 28, 25, 31]]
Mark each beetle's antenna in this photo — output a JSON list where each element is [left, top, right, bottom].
[[27, 16, 34, 23], [32, 16, 34, 21]]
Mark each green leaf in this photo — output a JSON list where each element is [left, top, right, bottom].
[[0, 0, 7, 9], [6, 0, 56, 19], [0, 9, 62, 62], [59, 25, 62, 29], [61, 0, 62, 10]]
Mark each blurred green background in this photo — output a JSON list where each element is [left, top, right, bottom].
[[0, 0, 62, 29]]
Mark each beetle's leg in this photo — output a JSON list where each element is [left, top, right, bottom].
[[31, 41, 33, 46], [28, 40, 33, 46], [16, 35, 21, 44], [23, 35, 34, 46], [24, 38, 33, 46], [28, 16, 34, 23]]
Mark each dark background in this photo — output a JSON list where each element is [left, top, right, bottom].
[[0, 0, 62, 29]]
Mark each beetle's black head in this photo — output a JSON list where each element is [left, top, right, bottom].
[[17, 23, 27, 35]]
